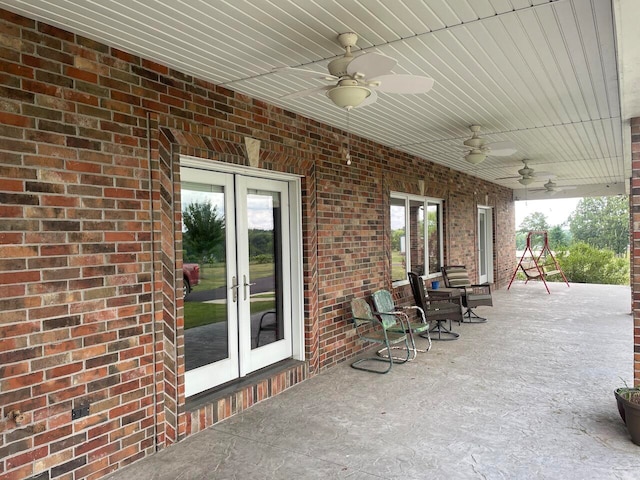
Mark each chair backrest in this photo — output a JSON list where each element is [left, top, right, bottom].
[[442, 265, 472, 288], [407, 272, 427, 310], [371, 290, 398, 329], [351, 298, 375, 328]]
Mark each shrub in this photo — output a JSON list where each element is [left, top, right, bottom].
[[555, 242, 629, 285], [251, 254, 274, 264]]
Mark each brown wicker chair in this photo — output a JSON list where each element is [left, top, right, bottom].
[[408, 272, 462, 340], [441, 265, 493, 323]]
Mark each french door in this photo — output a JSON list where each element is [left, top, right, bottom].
[[181, 164, 300, 397], [477, 206, 494, 285]]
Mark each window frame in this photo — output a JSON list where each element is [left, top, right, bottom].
[[390, 192, 444, 286]]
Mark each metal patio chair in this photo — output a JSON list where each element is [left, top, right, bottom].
[[371, 289, 432, 359], [350, 297, 411, 373]]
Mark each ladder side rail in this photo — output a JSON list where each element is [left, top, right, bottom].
[[545, 247, 570, 287], [508, 243, 534, 290]]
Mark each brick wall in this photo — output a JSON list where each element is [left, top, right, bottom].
[[0, 9, 515, 480], [631, 117, 640, 386]]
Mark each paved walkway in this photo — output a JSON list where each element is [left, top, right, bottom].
[[107, 282, 638, 479]]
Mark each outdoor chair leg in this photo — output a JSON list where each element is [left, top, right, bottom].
[[425, 319, 459, 341], [376, 332, 420, 363], [353, 336, 411, 373], [463, 308, 487, 323], [351, 355, 394, 374]]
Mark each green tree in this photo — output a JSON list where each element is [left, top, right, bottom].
[[248, 229, 274, 258], [391, 228, 405, 252], [548, 225, 568, 250], [568, 196, 629, 255], [517, 211, 551, 233], [182, 200, 225, 263], [517, 212, 551, 250]]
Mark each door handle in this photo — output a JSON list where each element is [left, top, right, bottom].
[[243, 275, 256, 301], [230, 276, 240, 302]]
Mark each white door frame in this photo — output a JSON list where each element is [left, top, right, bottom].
[[181, 157, 304, 396], [477, 205, 494, 284]]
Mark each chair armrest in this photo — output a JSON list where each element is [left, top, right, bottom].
[[468, 284, 491, 295], [428, 290, 458, 300], [400, 305, 426, 324], [371, 310, 411, 331]]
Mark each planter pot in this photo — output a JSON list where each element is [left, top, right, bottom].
[[615, 388, 627, 423], [615, 389, 640, 446]]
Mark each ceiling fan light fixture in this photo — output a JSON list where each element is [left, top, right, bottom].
[[519, 176, 535, 186], [464, 151, 487, 164], [327, 85, 371, 109]]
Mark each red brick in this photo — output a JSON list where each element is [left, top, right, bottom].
[[0, 361, 29, 378], [34, 424, 72, 446], [0, 111, 34, 127], [0, 466, 33, 480], [5, 445, 48, 470], [46, 361, 83, 379]]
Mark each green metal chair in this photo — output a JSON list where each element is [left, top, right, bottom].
[[350, 298, 411, 373], [371, 289, 432, 360]]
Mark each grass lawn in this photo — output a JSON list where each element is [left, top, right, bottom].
[[193, 262, 275, 291], [184, 300, 275, 329], [392, 250, 406, 282]]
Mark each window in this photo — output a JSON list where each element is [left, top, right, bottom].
[[390, 193, 443, 283]]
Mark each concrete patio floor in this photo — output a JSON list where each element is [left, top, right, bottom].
[[107, 282, 638, 480]]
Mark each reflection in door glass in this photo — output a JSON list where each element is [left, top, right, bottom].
[[181, 182, 228, 371], [248, 190, 283, 349], [479, 212, 487, 276]]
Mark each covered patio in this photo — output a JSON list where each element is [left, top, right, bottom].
[[106, 282, 635, 479]]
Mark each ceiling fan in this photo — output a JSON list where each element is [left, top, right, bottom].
[[277, 32, 434, 110], [496, 159, 554, 186], [463, 125, 517, 164], [530, 179, 578, 195]]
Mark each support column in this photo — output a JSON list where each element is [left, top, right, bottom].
[[631, 117, 640, 385]]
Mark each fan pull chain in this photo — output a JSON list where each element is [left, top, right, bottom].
[[345, 109, 352, 165]]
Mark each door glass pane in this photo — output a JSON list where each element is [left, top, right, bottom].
[[427, 203, 440, 274], [409, 200, 425, 275], [248, 190, 282, 349], [479, 212, 487, 275], [182, 182, 228, 370], [390, 198, 406, 282]]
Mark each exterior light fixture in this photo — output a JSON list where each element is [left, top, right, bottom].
[[464, 151, 487, 164], [518, 176, 534, 186], [326, 79, 371, 110]]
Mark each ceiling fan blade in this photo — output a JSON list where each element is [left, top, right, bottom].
[[370, 74, 434, 94], [354, 89, 378, 108], [486, 141, 517, 156], [495, 175, 521, 180], [280, 85, 332, 99], [347, 52, 396, 80], [273, 66, 338, 81], [531, 171, 555, 178]]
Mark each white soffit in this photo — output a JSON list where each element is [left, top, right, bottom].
[[0, 0, 633, 199]]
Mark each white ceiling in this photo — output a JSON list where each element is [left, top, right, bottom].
[[2, 0, 638, 200]]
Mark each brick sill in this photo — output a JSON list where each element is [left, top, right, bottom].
[[184, 359, 309, 436]]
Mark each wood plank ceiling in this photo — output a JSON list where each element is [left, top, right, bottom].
[[0, 0, 632, 200]]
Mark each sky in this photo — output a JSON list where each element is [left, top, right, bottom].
[[515, 197, 581, 229]]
